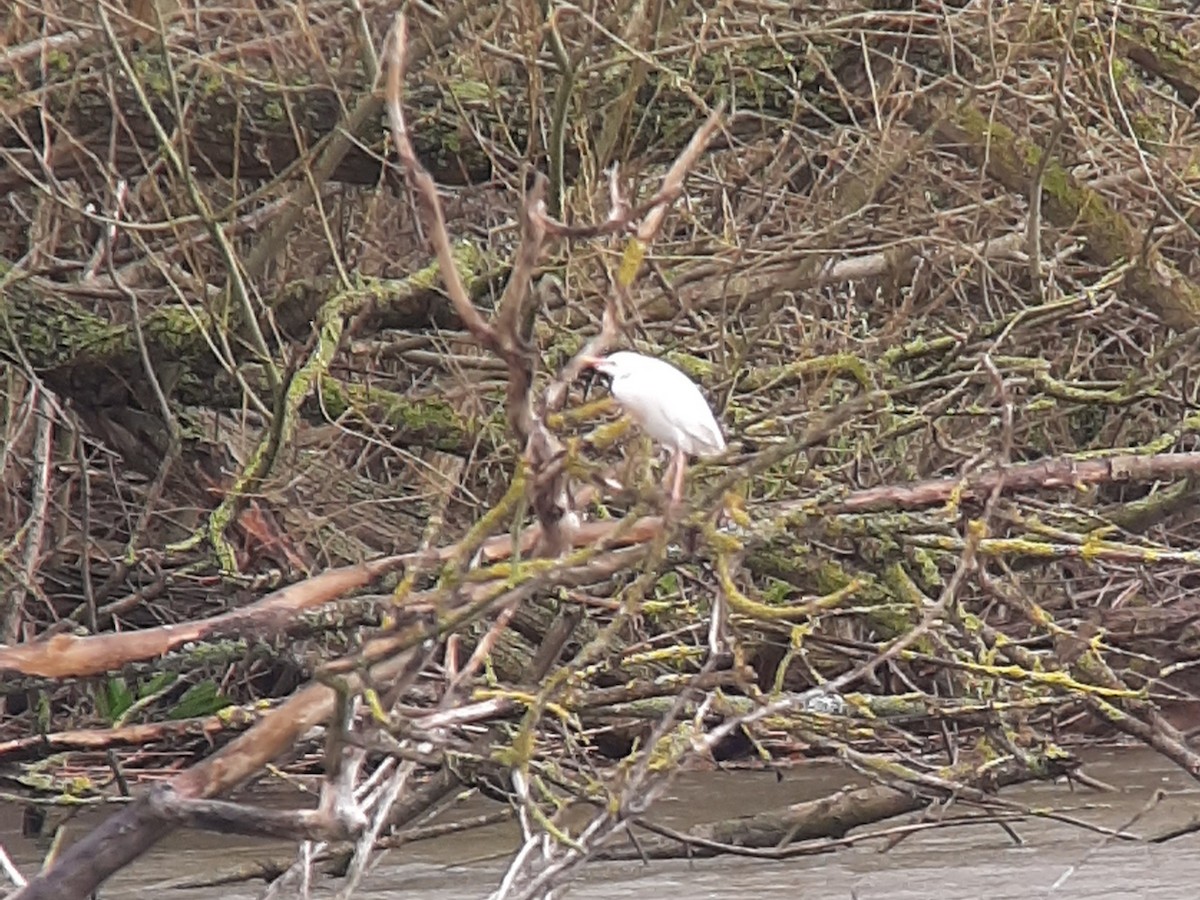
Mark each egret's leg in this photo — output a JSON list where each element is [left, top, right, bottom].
[[671, 450, 687, 504], [661, 450, 678, 496]]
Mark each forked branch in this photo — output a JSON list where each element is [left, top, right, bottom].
[[384, 12, 724, 552], [541, 109, 725, 412], [386, 14, 568, 549]]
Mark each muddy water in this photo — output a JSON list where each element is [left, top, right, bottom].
[[3, 748, 1199, 899]]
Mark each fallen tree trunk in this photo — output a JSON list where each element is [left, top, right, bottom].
[[598, 750, 1079, 860], [911, 100, 1200, 330]]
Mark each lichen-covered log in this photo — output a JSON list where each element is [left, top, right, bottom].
[[0, 3, 488, 191], [912, 101, 1200, 329], [0, 0, 847, 205], [0, 247, 498, 458], [1112, 19, 1200, 107]]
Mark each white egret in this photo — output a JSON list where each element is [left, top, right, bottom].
[[581, 351, 726, 504]]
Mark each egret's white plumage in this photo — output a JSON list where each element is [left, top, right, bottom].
[[584, 350, 725, 503]]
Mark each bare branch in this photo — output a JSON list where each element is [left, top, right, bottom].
[[635, 104, 725, 242], [384, 14, 497, 353], [544, 106, 726, 411]]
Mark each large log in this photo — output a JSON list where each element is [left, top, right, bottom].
[[0, 251, 494, 460], [0, 3, 492, 190], [0, 0, 840, 196], [596, 749, 1080, 860]]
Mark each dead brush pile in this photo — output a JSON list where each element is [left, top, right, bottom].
[[3, 0, 1200, 894]]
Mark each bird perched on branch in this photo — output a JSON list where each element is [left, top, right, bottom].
[[581, 351, 726, 505]]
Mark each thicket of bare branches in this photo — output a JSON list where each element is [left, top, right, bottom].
[[4, 0, 1200, 897]]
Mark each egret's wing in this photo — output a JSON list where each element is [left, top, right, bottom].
[[678, 399, 725, 455], [608, 354, 725, 456], [684, 408, 725, 456], [650, 359, 725, 456]]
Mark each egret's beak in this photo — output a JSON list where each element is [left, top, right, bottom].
[[578, 355, 604, 400]]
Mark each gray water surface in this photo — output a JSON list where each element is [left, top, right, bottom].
[[3, 749, 1198, 899]]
